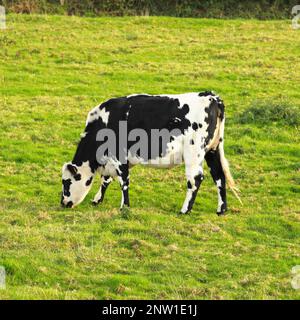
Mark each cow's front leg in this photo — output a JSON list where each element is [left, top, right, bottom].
[[92, 175, 112, 205], [117, 164, 130, 209]]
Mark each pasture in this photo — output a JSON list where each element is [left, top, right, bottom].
[[0, 14, 299, 299]]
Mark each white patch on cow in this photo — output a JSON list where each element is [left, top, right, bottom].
[[86, 104, 110, 126], [99, 157, 121, 177], [93, 188, 102, 203], [125, 105, 132, 119], [181, 188, 194, 213], [100, 108, 110, 125], [216, 178, 223, 212]]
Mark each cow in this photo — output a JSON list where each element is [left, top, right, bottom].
[[61, 91, 241, 215]]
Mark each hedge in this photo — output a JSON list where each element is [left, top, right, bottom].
[[0, 0, 298, 19]]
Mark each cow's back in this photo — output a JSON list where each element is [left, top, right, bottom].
[[85, 92, 221, 168]]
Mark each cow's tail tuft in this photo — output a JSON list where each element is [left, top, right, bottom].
[[218, 109, 243, 205]]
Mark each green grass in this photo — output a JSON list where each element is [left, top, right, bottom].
[[0, 14, 299, 300]]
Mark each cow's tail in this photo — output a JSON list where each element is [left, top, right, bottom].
[[218, 106, 243, 205]]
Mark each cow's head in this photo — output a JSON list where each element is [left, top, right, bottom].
[[61, 161, 94, 208]]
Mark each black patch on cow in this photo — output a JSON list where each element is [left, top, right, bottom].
[[199, 91, 213, 97], [198, 123, 203, 128], [216, 96, 225, 121], [190, 139, 194, 145], [192, 122, 198, 131], [118, 164, 130, 206], [86, 176, 93, 186], [187, 181, 192, 189], [194, 173, 204, 188], [67, 164, 78, 176], [74, 173, 81, 181], [71, 99, 124, 172], [219, 137, 223, 142], [204, 99, 219, 146], [62, 179, 72, 197], [72, 128, 101, 172], [66, 201, 73, 208], [101, 176, 112, 198], [110, 95, 190, 162]]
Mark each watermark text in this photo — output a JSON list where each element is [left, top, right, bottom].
[[292, 5, 300, 29]]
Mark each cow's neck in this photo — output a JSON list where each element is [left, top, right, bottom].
[[72, 130, 99, 173]]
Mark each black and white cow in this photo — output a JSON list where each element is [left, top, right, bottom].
[[61, 91, 241, 214]]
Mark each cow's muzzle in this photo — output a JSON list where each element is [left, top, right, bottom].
[[61, 199, 73, 208]]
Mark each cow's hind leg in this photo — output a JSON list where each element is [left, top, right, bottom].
[[180, 144, 205, 215], [205, 149, 227, 215], [92, 175, 112, 205], [180, 164, 204, 214], [117, 164, 130, 209]]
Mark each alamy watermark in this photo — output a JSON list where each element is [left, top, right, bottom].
[[292, 5, 300, 29], [0, 6, 6, 30], [0, 266, 5, 289], [291, 265, 300, 290], [96, 121, 183, 165], [94, 121, 206, 166]]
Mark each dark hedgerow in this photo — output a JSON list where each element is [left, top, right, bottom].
[[237, 101, 300, 127], [1, 0, 299, 18]]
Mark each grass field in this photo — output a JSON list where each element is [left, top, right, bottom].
[[0, 14, 299, 300]]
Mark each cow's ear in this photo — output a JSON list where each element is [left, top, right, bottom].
[[67, 164, 78, 176]]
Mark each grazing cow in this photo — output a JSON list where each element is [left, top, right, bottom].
[[61, 91, 241, 214]]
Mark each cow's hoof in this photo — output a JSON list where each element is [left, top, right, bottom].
[[216, 208, 227, 216], [217, 204, 227, 216], [91, 200, 101, 206], [178, 211, 190, 215]]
